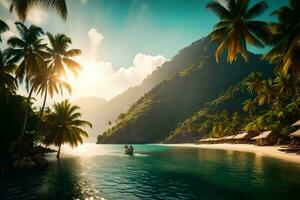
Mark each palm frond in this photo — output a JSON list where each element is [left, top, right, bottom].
[[244, 1, 268, 20]]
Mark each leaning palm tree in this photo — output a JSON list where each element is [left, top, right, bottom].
[[0, 49, 17, 98], [43, 100, 92, 159], [243, 99, 261, 131], [9, 0, 67, 21], [264, 0, 300, 73], [6, 22, 46, 149], [45, 33, 82, 78], [206, 0, 271, 63], [0, 20, 9, 42], [31, 66, 72, 133]]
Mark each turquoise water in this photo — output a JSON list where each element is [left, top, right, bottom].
[[1, 144, 300, 200]]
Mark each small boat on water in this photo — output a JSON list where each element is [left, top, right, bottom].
[[124, 145, 134, 155]]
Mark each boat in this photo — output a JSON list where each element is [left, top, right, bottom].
[[124, 147, 134, 155]]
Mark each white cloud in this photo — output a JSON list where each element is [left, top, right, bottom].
[[39, 28, 166, 103], [68, 53, 166, 100], [88, 28, 104, 60], [26, 6, 48, 25], [88, 28, 104, 45]]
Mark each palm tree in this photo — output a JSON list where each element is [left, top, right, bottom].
[[9, 0, 67, 21], [264, 0, 300, 73], [43, 100, 92, 159], [45, 33, 82, 78], [32, 66, 72, 134], [244, 71, 263, 94], [0, 20, 9, 42], [7, 22, 46, 88], [243, 99, 261, 131], [206, 0, 271, 63], [272, 95, 284, 125], [273, 73, 300, 112], [0, 49, 17, 98], [255, 79, 274, 106], [6, 22, 46, 149]]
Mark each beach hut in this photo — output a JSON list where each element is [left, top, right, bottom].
[[223, 135, 235, 143], [251, 131, 279, 146], [198, 138, 208, 144], [291, 120, 300, 127], [233, 131, 258, 144], [198, 138, 213, 144], [289, 129, 300, 145]]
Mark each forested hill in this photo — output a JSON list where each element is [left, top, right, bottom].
[[97, 43, 274, 144], [77, 38, 216, 141]]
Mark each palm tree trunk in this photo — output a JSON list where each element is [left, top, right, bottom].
[[250, 112, 261, 132], [56, 143, 62, 159], [14, 85, 35, 151], [274, 109, 282, 126], [35, 87, 48, 134]]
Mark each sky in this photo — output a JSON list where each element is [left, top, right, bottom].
[[0, 0, 288, 103]]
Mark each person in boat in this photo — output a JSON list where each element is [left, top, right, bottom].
[[129, 145, 133, 150], [124, 144, 128, 149]]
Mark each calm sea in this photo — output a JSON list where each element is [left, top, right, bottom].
[[1, 144, 300, 200]]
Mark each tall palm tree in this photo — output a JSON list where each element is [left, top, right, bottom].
[[6, 22, 46, 149], [9, 0, 67, 21], [0, 49, 17, 98], [273, 73, 300, 112], [7, 22, 46, 88], [0, 20, 9, 42], [255, 79, 274, 106], [244, 71, 263, 94], [272, 95, 284, 125], [206, 0, 271, 63], [43, 100, 92, 159], [32, 66, 72, 134], [45, 33, 82, 78], [243, 99, 261, 131], [264, 0, 300, 73]]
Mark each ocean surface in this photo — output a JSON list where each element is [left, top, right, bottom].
[[1, 144, 300, 200]]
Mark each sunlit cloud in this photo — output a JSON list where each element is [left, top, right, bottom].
[[63, 28, 166, 100], [88, 28, 104, 60], [69, 53, 166, 100], [26, 6, 48, 25]]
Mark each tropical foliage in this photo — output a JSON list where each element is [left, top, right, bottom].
[[0, 20, 89, 159], [43, 100, 92, 159], [264, 0, 300, 73], [9, 0, 67, 21], [0, 19, 9, 42], [206, 0, 271, 63]]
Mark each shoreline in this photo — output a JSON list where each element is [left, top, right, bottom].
[[164, 143, 300, 164]]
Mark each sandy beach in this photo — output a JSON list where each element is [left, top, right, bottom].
[[166, 143, 300, 164]]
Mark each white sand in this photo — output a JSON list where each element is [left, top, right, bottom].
[[165, 143, 300, 164]]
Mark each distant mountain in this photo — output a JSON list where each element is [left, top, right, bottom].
[[76, 38, 217, 142], [96, 46, 274, 143]]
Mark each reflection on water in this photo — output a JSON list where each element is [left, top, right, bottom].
[[1, 144, 300, 200]]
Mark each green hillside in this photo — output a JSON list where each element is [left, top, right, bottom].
[[97, 41, 274, 144]]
